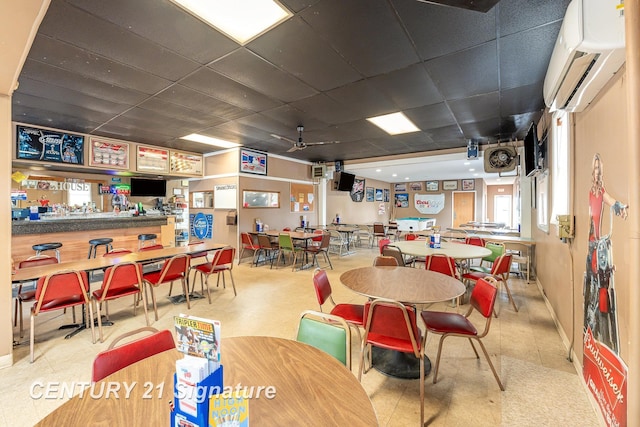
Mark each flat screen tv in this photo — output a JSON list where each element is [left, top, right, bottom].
[[523, 122, 541, 177], [334, 171, 356, 191], [130, 178, 167, 197], [16, 125, 84, 165]]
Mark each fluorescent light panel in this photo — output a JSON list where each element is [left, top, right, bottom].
[[181, 134, 240, 148], [366, 112, 420, 135], [171, 0, 292, 45]]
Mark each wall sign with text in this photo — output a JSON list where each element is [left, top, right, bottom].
[[16, 125, 84, 165]]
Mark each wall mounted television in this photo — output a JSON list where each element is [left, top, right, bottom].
[[130, 178, 167, 197], [333, 171, 356, 191], [16, 125, 84, 165], [523, 122, 543, 177]]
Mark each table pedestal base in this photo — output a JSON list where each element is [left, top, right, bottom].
[[371, 347, 431, 379]]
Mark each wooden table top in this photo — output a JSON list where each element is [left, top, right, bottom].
[[12, 241, 226, 283], [391, 240, 492, 259], [340, 266, 465, 304], [35, 336, 378, 427], [443, 229, 536, 245]]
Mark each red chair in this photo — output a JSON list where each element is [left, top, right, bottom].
[[358, 298, 425, 425], [91, 262, 149, 343], [192, 247, 237, 301], [425, 254, 459, 279], [462, 253, 517, 312], [310, 229, 324, 245], [15, 255, 59, 336], [92, 327, 175, 382], [142, 254, 191, 321], [238, 232, 260, 265], [103, 248, 133, 257], [282, 227, 292, 231], [421, 277, 505, 391], [30, 270, 94, 362], [378, 238, 391, 254], [465, 236, 486, 247], [404, 233, 417, 241], [312, 268, 363, 341]]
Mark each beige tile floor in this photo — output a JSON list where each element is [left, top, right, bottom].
[[6, 244, 601, 426]]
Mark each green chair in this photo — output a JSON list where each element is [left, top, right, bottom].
[[295, 310, 352, 370], [470, 241, 505, 274], [276, 233, 305, 271]]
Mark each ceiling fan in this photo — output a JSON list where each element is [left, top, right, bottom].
[[271, 126, 340, 152]]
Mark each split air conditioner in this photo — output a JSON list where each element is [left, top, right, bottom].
[[543, 0, 625, 112]]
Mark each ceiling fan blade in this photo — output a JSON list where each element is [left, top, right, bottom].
[[270, 133, 296, 144], [305, 141, 340, 146], [286, 145, 299, 152]]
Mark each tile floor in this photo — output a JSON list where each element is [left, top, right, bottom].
[[6, 244, 601, 426]]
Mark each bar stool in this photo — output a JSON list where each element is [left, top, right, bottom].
[[32, 243, 62, 262], [138, 234, 157, 250], [88, 238, 114, 259]]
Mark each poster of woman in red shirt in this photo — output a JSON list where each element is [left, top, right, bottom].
[[584, 153, 628, 354]]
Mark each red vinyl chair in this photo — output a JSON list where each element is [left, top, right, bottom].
[[358, 298, 425, 426], [91, 262, 149, 343], [142, 254, 190, 321], [30, 270, 94, 362], [15, 255, 59, 336], [312, 268, 364, 342], [404, 233, 417, 241], [92, 327, 175, 382], [421, 277, 505, 391], [238, 232, 260, 265], [462, 253, 517, 312], [377, 238, 391, 254], [192, 247, 237, 301], [465, 236, 486, 247], [425, 254, 459, 280]]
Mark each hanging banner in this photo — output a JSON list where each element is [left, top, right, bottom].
[[414, 193, 445, 214]]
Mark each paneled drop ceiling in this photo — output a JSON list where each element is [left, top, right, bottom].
[[12, 0, 570, 180]]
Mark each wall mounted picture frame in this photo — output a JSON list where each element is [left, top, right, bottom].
[[442, 180, 458, 190], [394, 183, 406, 192], [426, 180, 439, 191], [240, 148, 267, 175], [375, 188, 383, 201], [366, 187, 374, 202], [409, 182, 423, 191], [394, 193, 409, 208], [383, 188, 390, 202], [351, 178, 365, 202], [461, 179, 475, 190]]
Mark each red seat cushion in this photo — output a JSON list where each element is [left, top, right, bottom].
[[143, 271, 183, 285], [421, 311, 477, 336], [462, 271, 493, 281], [93, 285, 140, 300], [366, 332, 420, 353], [331, 303, 364, 326]]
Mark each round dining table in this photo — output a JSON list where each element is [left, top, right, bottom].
[[390, 240, 492, 260], [34, 336, 378, 426], [340, 266, 465, 379]]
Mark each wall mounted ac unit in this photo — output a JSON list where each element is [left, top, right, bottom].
[[311, 164, 327, 179], [543, 0, 625, 113]]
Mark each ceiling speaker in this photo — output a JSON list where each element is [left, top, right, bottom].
[[484, 146, 517, 173]]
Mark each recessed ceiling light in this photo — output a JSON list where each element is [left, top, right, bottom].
[[170, 0, 292, 45], [392, 173, 397, 177], [463, 161, 471, 166], [376, 169, 381, 172], [469, 168, 475, 172], [366, 112, 420, 135], [473, 173, 479, 176], [404, 177, 410, 180], [181, 133, 241, 148]]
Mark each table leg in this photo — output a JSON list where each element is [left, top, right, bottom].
[[371, 347, 431, 379]]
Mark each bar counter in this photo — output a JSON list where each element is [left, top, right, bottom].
[[12, 214, 173, 262]]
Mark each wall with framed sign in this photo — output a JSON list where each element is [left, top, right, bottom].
[[290, 183, 314, 212]]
